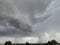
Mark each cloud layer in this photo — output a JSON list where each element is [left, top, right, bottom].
[[0, 0, 60, 43]]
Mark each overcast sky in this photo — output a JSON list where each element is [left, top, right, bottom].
[[0, 0, 60, 43]]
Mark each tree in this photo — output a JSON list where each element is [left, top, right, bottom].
[[51, 40, 57, 45], [26, 42, 30, 45], [47, 41, 52, 45], [46, 40, 57, 45], [4, 41, 12, 45]]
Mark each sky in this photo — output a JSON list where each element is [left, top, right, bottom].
[[0, 0, 60, 43]]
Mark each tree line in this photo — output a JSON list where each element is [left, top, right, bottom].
[[4, 40, 58, 45]]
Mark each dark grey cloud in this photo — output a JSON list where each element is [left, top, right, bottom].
[[0, 0, 52, 37], [1, 0, 60, 43], [13, 0, 52, 13], [0, 0, 33, 37], [12, 0, 52, 24], [0, 16, 32, 36]]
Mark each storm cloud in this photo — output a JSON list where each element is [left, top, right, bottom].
[[32, 0, 60, 43], [0, 0, 52, 36], [0, 0, 33, 37], [12, 0, 52, 24], [0, 0, 60, 43]]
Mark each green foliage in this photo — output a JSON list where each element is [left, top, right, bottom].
[[46, 40, 57, 45], [4, 41, 12, 45], [51, 40, 57, 45], [26, 42, 30, 45]]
